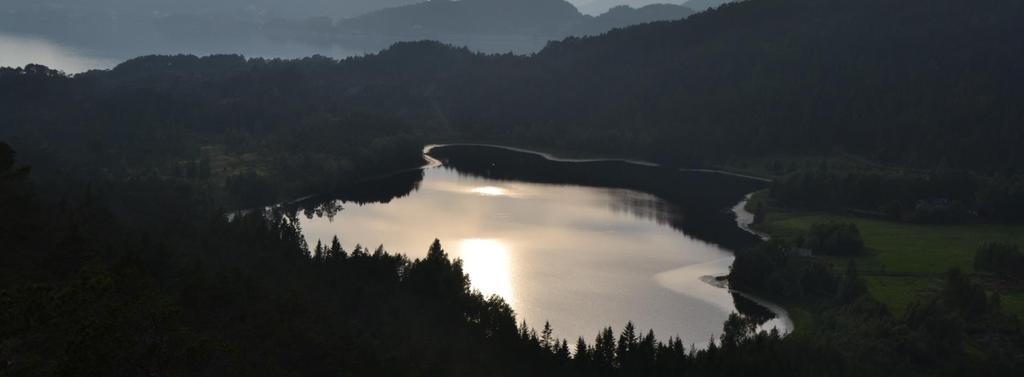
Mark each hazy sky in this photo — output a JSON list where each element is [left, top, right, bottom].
[[4, 0, 690, 17], [0, 0, 702, 72]]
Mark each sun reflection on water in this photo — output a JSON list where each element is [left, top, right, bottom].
[[458, 238, 515, 305], [470, 186, 510, 196]]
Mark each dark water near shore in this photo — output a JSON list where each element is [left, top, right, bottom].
[[280, 144, 791, 345]]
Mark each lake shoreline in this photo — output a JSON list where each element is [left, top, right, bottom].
[[424, 143, 774, 183], [266, 142, 794, 340], [426, 142, 793, 334]]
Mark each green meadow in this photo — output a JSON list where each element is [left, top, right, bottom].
[[751, 195, 1024, 317]]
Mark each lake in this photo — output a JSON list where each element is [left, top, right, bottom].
[[281, 144, 791, 345]]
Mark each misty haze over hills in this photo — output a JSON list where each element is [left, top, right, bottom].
[[4, 0, 731, 18], [2, 0, 422, 19], [0, 0, 718, 72], [338, 0, 695, 39]]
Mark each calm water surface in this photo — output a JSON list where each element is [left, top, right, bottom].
[[294, 147, 791, 345]]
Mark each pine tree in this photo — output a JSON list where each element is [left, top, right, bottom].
[[427, 238, 447, 262], [616, 321, 637, 367], [706, 335, 718, 358], [329, 235, 346, 260], [541, 321, 554, 350], [555, 340, 570, 361], [637, 329, 656, 374], [351, 244, 366, 257], [594, 327, 616, 369], [573, 336, 590, 369]]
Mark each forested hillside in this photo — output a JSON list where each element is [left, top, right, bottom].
[[5, 0, 1021, 179], [455, 0, 1024, 168]]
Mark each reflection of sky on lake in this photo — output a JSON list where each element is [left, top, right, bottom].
[[299, 167, 787, 345]]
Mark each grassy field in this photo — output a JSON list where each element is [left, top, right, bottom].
[[751, 195, 1024, 317]]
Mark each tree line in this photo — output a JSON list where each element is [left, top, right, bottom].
[[770, 167, 1024, 224]]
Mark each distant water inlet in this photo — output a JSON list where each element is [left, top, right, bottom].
[[288, 144, 791, 346]]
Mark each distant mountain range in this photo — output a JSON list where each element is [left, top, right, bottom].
[[339, 0, 584, 37], [579, 0, 735, 15], [681, 0, 738, 12], [336, 0, 696, 39], [576, 4, 696, 36], [0, 0, 699, 56]]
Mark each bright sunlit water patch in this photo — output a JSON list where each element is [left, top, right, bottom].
[[470, 185, 510, 197], [458, 238, 515, 304]]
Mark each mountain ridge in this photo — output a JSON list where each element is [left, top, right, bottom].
[[337, 0, 694, 38]]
